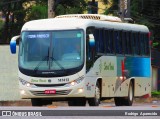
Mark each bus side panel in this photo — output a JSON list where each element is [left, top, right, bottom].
[[86, 56, 118, 97], [84, 76, 98, 97], [124, 57, 151, 97], [114, 56, 151, 97], [134, 77, 151, 97]]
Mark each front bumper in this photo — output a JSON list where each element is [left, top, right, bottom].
[[19, 81, 85, 99]]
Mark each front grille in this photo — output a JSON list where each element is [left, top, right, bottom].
[[30, 90, 72, 96], [34, 83, 67, 87]]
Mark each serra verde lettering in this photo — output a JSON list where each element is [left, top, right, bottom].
[[31, 79, 47, 83], [99, 60, 115, 73], [104, 62, 114, 70]]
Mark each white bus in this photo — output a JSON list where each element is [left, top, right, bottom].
[[10, 14, 151, 106]]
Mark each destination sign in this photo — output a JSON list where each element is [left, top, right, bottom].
[[27, 34, 50, 39]]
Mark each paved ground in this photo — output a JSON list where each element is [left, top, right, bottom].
[[0, 104, 160, 119], [0, 45, 20, 101]]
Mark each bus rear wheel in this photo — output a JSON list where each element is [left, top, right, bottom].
[[114, 81, 134, 106], [124, 81, 134, 106], [88, 82, 100, 106], [68, 98, 86, 106]]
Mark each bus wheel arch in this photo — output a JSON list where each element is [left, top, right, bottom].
[[130, 78, 135, 97], [126, 79, 135, 106], [88, 78, 102, 106], [114, 79, 135, 106]]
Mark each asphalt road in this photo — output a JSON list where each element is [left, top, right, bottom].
[[0, 102, 160, 119]]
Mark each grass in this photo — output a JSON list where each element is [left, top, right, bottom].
[[152, 91, 160, 98]]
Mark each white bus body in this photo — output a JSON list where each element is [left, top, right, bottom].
[[10, 14, 151, 106]]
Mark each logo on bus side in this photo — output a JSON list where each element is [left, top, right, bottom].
[[99, 60, 114, 73], [104, 62, 114, 70]]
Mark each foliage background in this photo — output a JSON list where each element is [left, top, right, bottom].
[[0, 0, 160, 49]]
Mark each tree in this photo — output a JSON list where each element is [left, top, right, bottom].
[[0, 0, 26, 43], [0, 19, 4, 41], [48, 0, 55, 18], [0, 0, 48, 43], [26, 4, 47, 21], [103, 0, 119, 16], [0, 19, 4, 29], [130, 0, 160, 49], [55, 0, 87, 15]]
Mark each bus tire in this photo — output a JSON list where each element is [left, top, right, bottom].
[[124, 81, 134, 106], [114, 97, 124, 106], [114, 81, 134, 106], [68, 98, 86, 106], [88, 82, 100, 106], [31, 98, 43, 106], [31, 98, 52, 106], [42, 100, 53, 106]]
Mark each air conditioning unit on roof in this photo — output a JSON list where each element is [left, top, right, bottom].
[[56, 14, 122, 22]]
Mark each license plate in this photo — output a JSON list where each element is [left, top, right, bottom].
[[44, 90, 56, 94]]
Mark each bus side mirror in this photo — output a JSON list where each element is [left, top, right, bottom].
[[10, 35, 20, 54], [89, 34, 95, 47]]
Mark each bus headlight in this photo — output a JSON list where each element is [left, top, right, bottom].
[[19, 78, 33, 87], [64, 76, 84, 87]]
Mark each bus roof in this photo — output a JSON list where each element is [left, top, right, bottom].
[[22, 17, 149, 33]]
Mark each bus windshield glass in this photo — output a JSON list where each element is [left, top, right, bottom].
[[19, 30, 84, 72]]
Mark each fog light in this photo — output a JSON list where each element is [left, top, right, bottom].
[[71, 81, 76, 86], [20, 90, 25, 95], [78, 88, 83, 93], [26, 83, 31, 87]]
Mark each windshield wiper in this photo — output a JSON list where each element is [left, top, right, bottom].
[[34, 56, 49, 72], [50, 47, 67, 74], [50, 56, 67, 74], [34, 48, 67, 74], [34, 48, 50, 72]]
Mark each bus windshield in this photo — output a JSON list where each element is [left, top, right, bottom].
[[19, 30, 84, 73]]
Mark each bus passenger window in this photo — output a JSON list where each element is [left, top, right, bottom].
[[108, 30, 114, 54], [144, 33, 150, 56], [105, 30, 110, 53], [99, 29, 104, 53], [140, 34, 145, 55], [94, 29, 104, 53], [122, 32, 126, 55], [114, 31, 120, 54], [125, 32, 131, 55], [128, 32, 132, 55], [131, 32, 136, 55], [118, 31, 123, 54], [94, 29, 99, 53], [135, 32, 140, 55]]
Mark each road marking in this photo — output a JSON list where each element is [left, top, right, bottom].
[[151, 105, 159, 108], [47, 105, 57, 108], [102, 106, 112, 108]]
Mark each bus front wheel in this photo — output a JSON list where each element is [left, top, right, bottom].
[[88, 82, 100, 106], [68, 98, 86, 106], [31, 98, 52, 106], [31, 98, 43, 106]]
